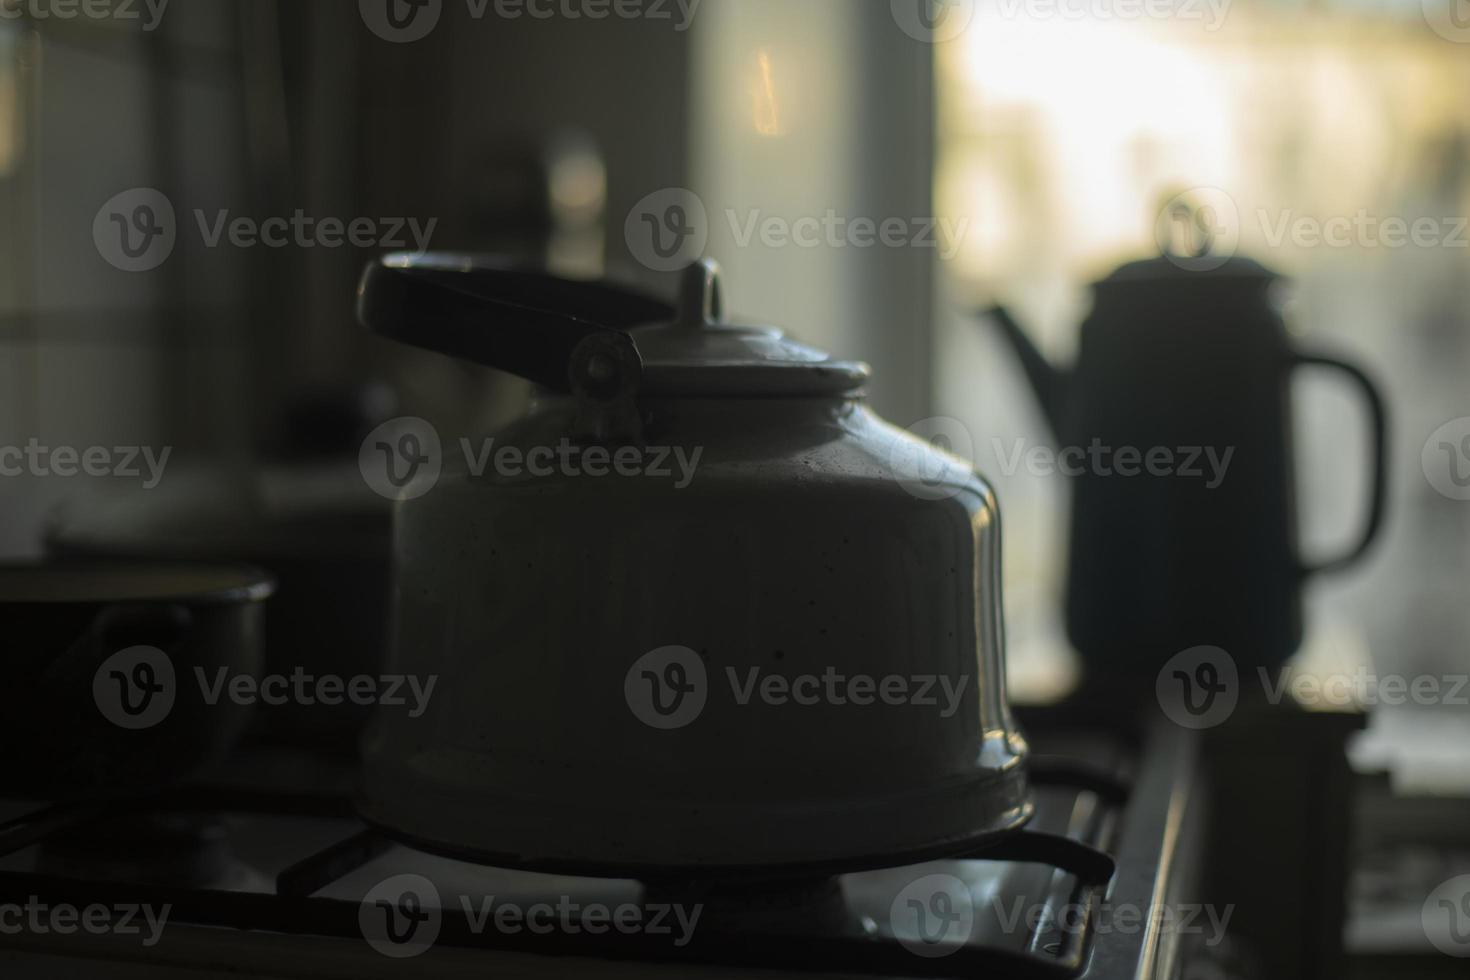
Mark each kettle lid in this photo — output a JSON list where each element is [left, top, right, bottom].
[[358, 254, 869, 399], [630, 260, 869, 397]]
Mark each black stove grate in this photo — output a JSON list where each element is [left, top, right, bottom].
[[0, 723, 1200, 980]]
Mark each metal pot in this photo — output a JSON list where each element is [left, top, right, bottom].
[[355, 254, 1030, 874], [45, 465, 392, 754], [0, 561, 274, 799]]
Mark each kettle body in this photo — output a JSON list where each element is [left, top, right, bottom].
[[356, 256, 1030, 874]]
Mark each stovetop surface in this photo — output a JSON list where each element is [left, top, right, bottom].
[[0, 726, 1199, 980]]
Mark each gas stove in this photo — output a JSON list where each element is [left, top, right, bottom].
[[0, 717, 1209, 979]]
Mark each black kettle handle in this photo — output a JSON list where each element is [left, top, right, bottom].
[[356, 253, 675, 397], [1291, 351, 1389, 576]]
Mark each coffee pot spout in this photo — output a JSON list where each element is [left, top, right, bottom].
[[981, 305, 1069, 438]]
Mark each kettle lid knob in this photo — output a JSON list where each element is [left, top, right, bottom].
[[675, 258, 725, 330]]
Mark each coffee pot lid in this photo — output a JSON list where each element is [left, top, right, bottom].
[[1102, 193, 1280, 285], [1099, 253, 1278, 284]]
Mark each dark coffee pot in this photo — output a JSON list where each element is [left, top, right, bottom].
[[987, 252, 1387, 679]]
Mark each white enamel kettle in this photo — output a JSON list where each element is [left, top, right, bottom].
[[355, 253, 1031, 875]]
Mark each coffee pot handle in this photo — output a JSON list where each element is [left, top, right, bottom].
[[1290, 351, 1389, 576]]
